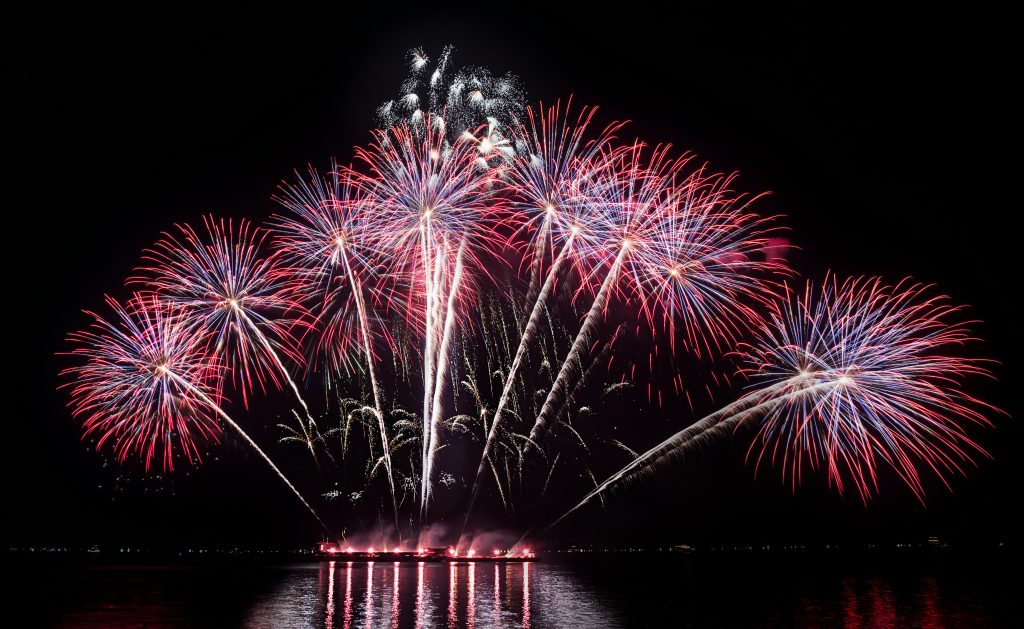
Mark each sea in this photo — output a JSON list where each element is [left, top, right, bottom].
[[5, 549, 1019, 627]]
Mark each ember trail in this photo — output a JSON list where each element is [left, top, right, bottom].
[[61, 45, 1000, 552]]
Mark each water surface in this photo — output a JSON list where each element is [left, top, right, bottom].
[[8, 551, 1018, 627]]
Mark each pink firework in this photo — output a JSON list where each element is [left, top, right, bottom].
[[273, 164, 400, 532], [64, 294, 325, 525], [505, 99, 627, 283], [549, 275, 998, 530], [273, 165, 389, 376], [626, 168, 789, 359], [131, 216, 307, 408], [569, 142, 685, 297], [463, 101, 629, 532], [62, 295, 222, 471], [738, 275, 997, 502], [348, 117, 507, 518], [524, 141, 784, 449], [350, 116, 507, 323]]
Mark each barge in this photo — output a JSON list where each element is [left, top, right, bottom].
[[318, 543, 536, 562]]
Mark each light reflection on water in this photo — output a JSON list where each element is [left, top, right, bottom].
[[245, 561, 571, 629], [13, 553, 1016, 627]]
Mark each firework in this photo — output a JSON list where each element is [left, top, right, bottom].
[[622, 169, 787, 358], [523, 142, 785, 453], [61, 45, 1002, 545], [63, 295, 325, 527], [130, 216, 309, 410], [350, 118, 506, 521], [273, 165, 401, 532], [272, 165, 380, 375], [63, 295, 221, 471], [377, 45, 524, 147], [742, 275, 994, 501], [463, 100, 626, 531], [508, 100, 627, 285], [549, 275, 996, 528]]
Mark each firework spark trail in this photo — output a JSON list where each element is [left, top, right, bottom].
[[417, 228, 438, 524], [422, 239, 467, 518], [525, 246, 628, 455], [544, 377, 826, 532], [63, 296, 325, 528], [524, 213, 551, 305], [132, 217, 322, 448], [233, 313, 326, 474], [232, 304, 316, 425], [462, 231, 578, 533], [272, 167, 400, 530], [161, 368, 327, 529], [431, 243, 468, 456], [63, 296, 221, 472], [546, 274, 998, 532], [351, 119, 503, 528], [233, 303, 330, 475], [281, 409, 323, 473], [417, 227, 456, 526], [343, 259, 399, 535]]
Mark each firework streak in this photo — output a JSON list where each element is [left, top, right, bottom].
[[130, 217, 316, 417], [548, 275, 996, 530], [349, 118, 505, 523], [522, 143, 784, 454], [61, 46, 999, 541], [273, 167, 401, 535], [63, 296, 326, 528]]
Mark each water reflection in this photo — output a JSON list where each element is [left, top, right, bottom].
[[447, 562, 457, 628], [466, 563, 475, 629], [15, 554, 1013, 627], [492, 564, 500, 627], [325, 561, 335, 629], [343, 562, 352, 628], [391, 563, 400, 629], [318, 561, 543, 629], [363, 561, 374, 629], [522, 563, 531, 627], [414, 561, 427, 628]]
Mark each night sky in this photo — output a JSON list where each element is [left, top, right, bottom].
[[5, 4, 1019, 550]]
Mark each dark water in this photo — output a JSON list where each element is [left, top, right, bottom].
[[7, 551, 1019, 627]]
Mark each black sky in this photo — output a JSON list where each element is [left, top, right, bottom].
[[4, 3, 1019, 549]]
